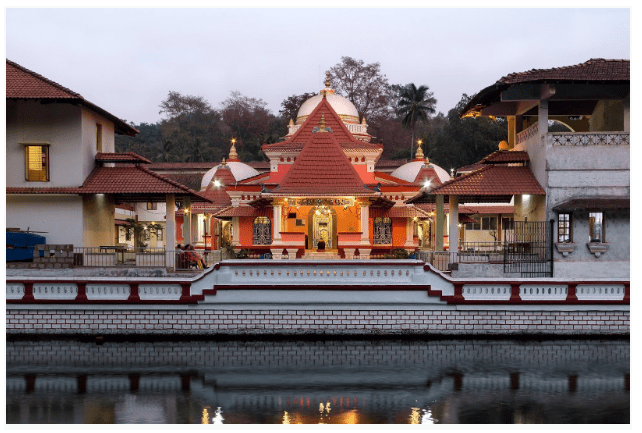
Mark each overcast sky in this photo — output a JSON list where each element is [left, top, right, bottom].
[[6, 8, 630, 125]]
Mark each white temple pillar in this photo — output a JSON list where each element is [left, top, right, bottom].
[[538, 99, 549, 139], [182, 196, 191, 245], [360, 204, 369, 244], [273, 205, 282, 242], [449, 195, 459, 253], [231, 217, 239, 246], [165, 194, 175, 268], [405, 218, 414, 247], [435, 195, 444, 251]]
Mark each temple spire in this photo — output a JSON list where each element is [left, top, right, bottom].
[[415, 145, 424, 160], [228, 139, 239, 161]]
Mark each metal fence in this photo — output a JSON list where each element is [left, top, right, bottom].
[[69, 247, 223, 270], [503, 221, 553, 278]]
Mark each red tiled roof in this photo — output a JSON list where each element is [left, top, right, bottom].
[[246, 161, 271, 169], [376, 159, 407, 168], [6, 59, 138, 136], [387, 206, 431, 219], [480, 150, 529, 164], [460, 205, 514, 215], [190, 203, 226, 214], [80, 165, 212, 201], [146, 162, 217, 170], [431, 165, 545, 196], [413, 165, 445, 187], [237, 172, 272, 185], [214, 205, 272, 218], [96, 152, 152, 164], [552, 197, 629, 211], [268, 128, 373, 196], [262, 97, 382, 153], [457, 163, 484, 173], [498, 59, 629, 84], [7, 187, 83, 194], [374, 171, 414, 185]]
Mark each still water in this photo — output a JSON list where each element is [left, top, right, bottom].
[[6, 338, 629, 424]]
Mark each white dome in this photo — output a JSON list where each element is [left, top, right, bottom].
[[200, 161, 260, 190], [297, 92, 359, 122], [391, 161, 451, 184]]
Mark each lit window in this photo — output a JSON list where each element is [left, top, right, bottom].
[[465, 216, 497, 231], [589, 212, 604, 242], [25, 145, 49, 182], [558, 213, 572, 243], [147, 202, 158, 210], [96, 123, 103, 152]]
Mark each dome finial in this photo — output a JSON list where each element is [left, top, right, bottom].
[[325, 71, 331, 88], [229, 138, 238, 161], [424, 156, 430, 166], [289, 118, 294, 126], [221, 157, 227, 167], [415, 145, 424, 160], [361, 116, 367, 125], [498, 140, 509, 150]]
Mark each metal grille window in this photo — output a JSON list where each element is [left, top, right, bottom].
[[253, 216, 272, 245], [589, 212, 604, 242], [557, 213, 572, 243], [466, 216, 497, 231], [373, 217, 392, 244]]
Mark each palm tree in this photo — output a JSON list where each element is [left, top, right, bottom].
[[397, 84, 437, 158], [155, 139, 176, 162]]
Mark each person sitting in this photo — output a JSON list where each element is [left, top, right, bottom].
[[317, 238, 326, 251], [184, 244, 206, 269]]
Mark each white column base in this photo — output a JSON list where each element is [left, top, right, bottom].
[[358, 248, 371, 259], [271, 248, 285, 260], [343, 248, 355, 259], [285, 248, 299, 259]]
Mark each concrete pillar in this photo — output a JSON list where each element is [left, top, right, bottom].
[[435, 195, 444, 251], [273, 205, 282, 241], [182, 196, 191, 245], [538, 99, 548, 140], [405, 218, 414, 247], [165, 194, 176, 268], [449, 195, 459, 253], [507, 116, 516, 149], [360, 204, 369, 244], [231, 217, 239, 246]]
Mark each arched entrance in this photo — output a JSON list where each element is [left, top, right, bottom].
[[307, 206, 337, 249]]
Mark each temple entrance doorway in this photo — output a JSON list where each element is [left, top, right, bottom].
[[307, 207, 337, 249]]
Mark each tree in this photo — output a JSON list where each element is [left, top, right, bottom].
[[396, 83, 437, 158], [279, 91, 317, 123], [425, 94, 507, 172], [158, 91, 225, 163], [220, 91, 281, 161], [327, 56, 393, 121]]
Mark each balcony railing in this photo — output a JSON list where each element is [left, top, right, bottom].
[[549, 132, 630, 146]]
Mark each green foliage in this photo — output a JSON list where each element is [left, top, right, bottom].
[[424, 94, 507, 172], [383, 248, 410, 259]]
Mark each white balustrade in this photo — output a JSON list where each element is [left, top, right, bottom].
[[516, 124, 539, 144], [576, 284, 625, 301], [32, 283, 78, 300], [6, 283, 25, 300], [462, 285, 511, 301], [224, 262, 415, 285], [550, 132, 630, 146], [519, 284, 567, 301], [138, 284, 183, 300], [86, 284, 130, 300]]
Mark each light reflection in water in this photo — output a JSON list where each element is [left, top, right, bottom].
[[421, 408, 436, 424], [201, 408, 209, 424]]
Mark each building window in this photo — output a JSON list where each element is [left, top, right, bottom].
[[96, 123, 103, 152], [373, 217, 392, 244], [558, 213, 572, 243], [253, 216, 272, 245], [465, 216, 497, 231], [157, 228, 163, 241], [147, 202, 157, 210], [25, 145, 50, 182], [589, 212, 604, 242]]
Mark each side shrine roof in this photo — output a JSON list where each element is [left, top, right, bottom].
[[430, 165, 545, 197], [262, 97, 382, 153], [265, 126, 375, 197]]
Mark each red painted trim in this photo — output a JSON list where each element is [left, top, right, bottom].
[[75, 282, 88, 302], [510, 283, 521, 303], [212, 284, 430, 291], [179, 283, 191, 301], [453, 283, 465, 302], [215, 260, 427, 267], [128, 283, 140, 302], [624, 282, 630, 303], [6, 299, 201, 305], [567, 283, 578, 302], [23, 282, 34, 302]]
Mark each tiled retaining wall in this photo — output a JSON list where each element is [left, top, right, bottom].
[[5, 308, 629, 336]]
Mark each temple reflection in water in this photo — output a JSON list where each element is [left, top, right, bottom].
[[6, 339, 629, 424]]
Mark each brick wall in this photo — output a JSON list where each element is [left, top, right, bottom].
[[5, 308, 629, 336]]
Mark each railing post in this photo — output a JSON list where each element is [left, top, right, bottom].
[[623, 282, 630, 303], [510, 283, 521, 303], [179, 283, 191, 302], [75, 282, 87, 302], [23, 282, 34, 302], [128, 283, 140, 302], [566, 282, 578, 302], [453, 283, 464, 302]]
